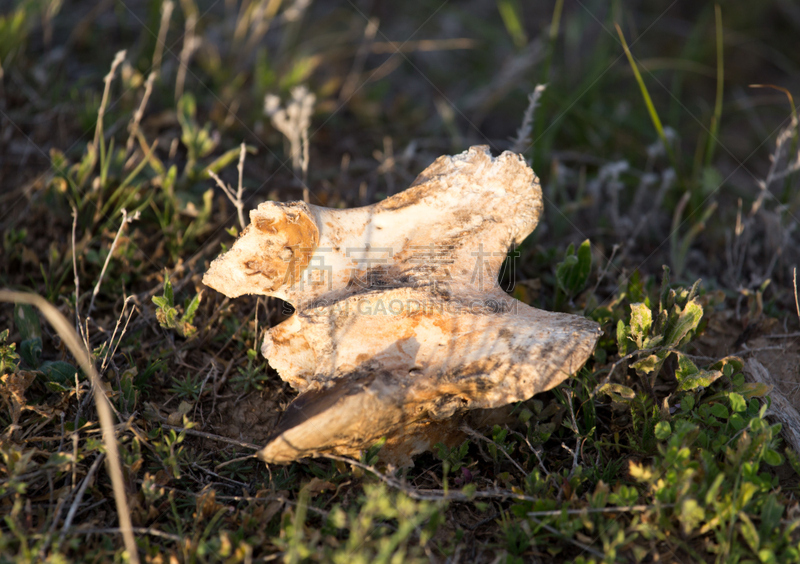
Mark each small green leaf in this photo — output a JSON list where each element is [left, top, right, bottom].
[[203, 145, 257, 178], [738, 512, 760, 553], [664, 299, 703, 348], [679, 498, 705, 535], [729, 392, 746, 413], [659, 265, 671, 312], [710, 356, 743, 376], [616, 320, 631, 356], [19, 337, 42, 368], [675, 353, 698, 379], [14, 303, 41, 342], [709, 403, 729, 419], [764, 449, 783, 467], [632, 354, 660, 374], [182, 291, 202, 326], [164, 274, 174, 306], [676, 354, 721, 391], [629, 303, 652, 348], [39, 361, 80, 384], [555, 240, 592, 298], [729, 413, 745, 431], [740, 381, 772, 399], [120, 369, 139, 412], [597, 383, 636, 403], [654, 421, 671, 440], [556, 248, 576, 292], [177, 92, 197, 125], [572, 239, 592, 293], [461, 483, 477, 499], [363, 437, 387, 466]]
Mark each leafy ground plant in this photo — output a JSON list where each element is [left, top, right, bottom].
[[2, 1, 800, 562]]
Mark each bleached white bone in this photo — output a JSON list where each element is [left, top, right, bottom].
[[204, 146, 601, 465]]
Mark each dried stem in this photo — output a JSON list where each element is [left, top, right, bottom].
[[208, 142, 247, 230], [93, 50, 126, 155], [88, 209, 140, 316], [152, 1, 174, 74], [71, 207, 80, 334], [460, 424, 527, 476], [126, 72, 156, 155], [101, 296, 136, 374], [175, 14, 198, 101], [59, 453, 105, 543], [264, 86, 316, 202], [527, 515, 605, 558], [161, 424, 261, 450], [510, 84, 546, 154]]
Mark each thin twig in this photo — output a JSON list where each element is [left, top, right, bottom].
[[101, 296, 136, 373], [59, 453, 105, 542], [322, 453, 562, 505], [126, 72, 156, 154], [794, 267, 799, 321], [161, 424, 261, 450], [208, 143, 247, 230], [736, 346, 787, 355], [60, 526, 182, 543], [528, 515, 605, 559], [215, 454, 259, 471], [71, 207, 80, 335], [460, 424, 527, 476], [237, 142, 247, 225], [88, 209, 139, 316], [528, 504, 673, 518], [175, 13, 198, 101], [510, 84, 547, 154], [93, 50, 126, 155], [151, 1, 174, 74], [765, 332, 800, 339], [507, 426, 550, 476]]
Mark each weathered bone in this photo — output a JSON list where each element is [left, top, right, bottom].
[[204, 145, 601, 466]]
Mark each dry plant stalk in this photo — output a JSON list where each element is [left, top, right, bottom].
[[0, 291, 139, 563], [264, 86, 315, 201], [204, 146, 601, 466]]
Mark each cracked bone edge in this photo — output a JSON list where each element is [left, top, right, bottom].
[[203, 145, 601, 465]]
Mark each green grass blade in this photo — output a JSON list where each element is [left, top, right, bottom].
[[497, 0, 527, 48], [704, 4, 724, 167], [615, 23, 679, 176], [542, 0, 564, 82]]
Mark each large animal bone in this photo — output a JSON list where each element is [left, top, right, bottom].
[[204, 146, 601, 466]]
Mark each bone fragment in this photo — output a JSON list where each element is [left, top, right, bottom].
[[204, 145, 601, 465]]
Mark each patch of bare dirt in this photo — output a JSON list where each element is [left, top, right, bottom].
[[212, 390, 283, 447], [698, 308, 800, 407]]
